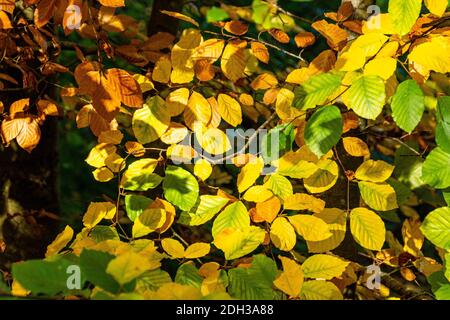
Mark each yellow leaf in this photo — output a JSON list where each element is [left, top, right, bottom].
[[161, 238, 185, 259], [270, 217, 297, 251], [239, 93, 254, 106], [160, 122, 188, 145], [46, 226, 74, 257], [275, 88, 305, 122], [221, 40, 247, 83], [409, 36, 450, 76], [105, 153, 125, 173], [237, 157, 264, 193], [93, 167, 114, 182], [83, 202, 116, 228], [301, 280, 343, 300], [132, 208, 166, 238], [358, 181, 398, 211], [250, 73, 278, 90], [402, 217, 424, 256], [274, 150, 318, 179], [133, 74, 154, 93], [304, 159, 339, 193], [350, 207, 386, 251], [106, 251, 154, 285], [166, 88, 189, 117], [160, 10, 199, 27], [184, 91, 212, 130], [351, 33, 389, 57], [185, 242, 211, 259], [288, 214, 332, 241], [283, 193, 325, 213], [362, 14, 396, 35], [342, 137, 370, 157], [146, 282, 202, 300], [285, 68, 312, 85], [152, 56, 172, 84], [196, 127, 232, 155], [192, 39, 225, 63], [302, 254, 349, 280], [274, 256, 304, 297], [217, 94, 242, 127], [336, 47, 366, 71], [213, 227, 265, 260], [150, 198, 176, 234], [425, 0, 448, 16], [85, 143, 117, 168], [170, 29, 202, 84], [132, 96, 170, 144], [364, 57, 397, 80], [307, 209, 347, 253], [243, 185, 273, 203], [355, 159, 394, 182], [194, 159, 213, 181]]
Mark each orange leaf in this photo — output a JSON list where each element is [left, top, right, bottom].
[[294, 32, 316, 48], [35, 0, 57, 28], [224, 20, 248, 36], [97, 0, 125, 7], [268, 28, 290, 44], [250, 42, 269, 64]]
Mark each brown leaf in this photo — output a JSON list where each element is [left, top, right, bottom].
[[250, 42, 269, 64], [224, 20, 248, 36], [35, 0, 57, 28], [106, 68, 143, 108], [312, 20, 348, 51], [294, 32, 316, 48], [268, 28, 290, 44]]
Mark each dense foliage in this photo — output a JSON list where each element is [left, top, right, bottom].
[[1, 0, 450, 300]]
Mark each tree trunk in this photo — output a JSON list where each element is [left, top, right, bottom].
[[0, 117, 59, 269], [148, 0, 184, 36]]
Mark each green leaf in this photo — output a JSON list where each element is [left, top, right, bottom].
[[422, 147, 450, 189], [125, 195, 152, 221], [178, 195, 229, 226], [348, 75, 386, 120], [252, 0, 270, 24], [391, 80, 425, 133], [90, 225, 119, 242], [261, 123, 295, 163], [80, 249, 121, 294], [12, 255, 83, 296], [121, 159, 162, 191], [305, 105, 343, 157], [301, 254, 349, 280], [132, 96, 170, 144], [294, 73, 342, 111], [358, 181, 399, 211], [206, 6, 229, 22], [436, 97, 450, 153], [421, 207, 450, 250], [301, 280, 343, 300], [389, 0, 422, 36], [212, 201, 249, 238], [263, 174, 293, 199], [428, 270, 450, 300], [136, 270, 172, 292], [175, 262, 203, 288], [163, 165, 199, 211], [228, 255, 280, 300]]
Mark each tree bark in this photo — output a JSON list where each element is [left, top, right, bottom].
[[0, 117, 59, 269]]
